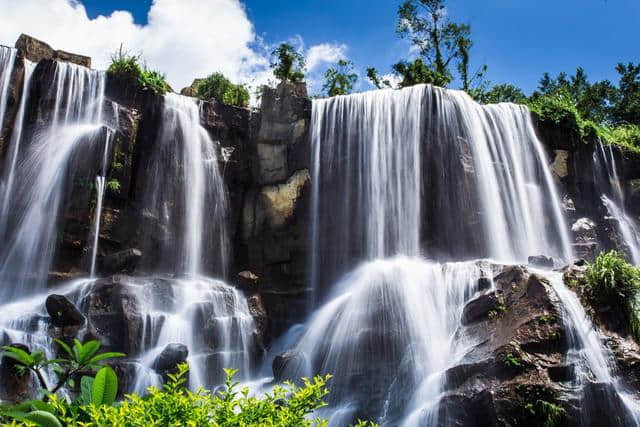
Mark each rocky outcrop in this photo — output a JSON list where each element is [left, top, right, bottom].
[[45, 294, 85, 328], [15, 34, 91, 67], [0, 343, 38, 403], [152, 343, 189, 379]]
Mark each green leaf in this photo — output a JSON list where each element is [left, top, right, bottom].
[[1, 347, 34, 367], [29, 401, 56, 414], [78, 340, 101, 364], [86, 352, 126, 365], [92, 366, 118, 406], [81, 375, 94, 404], [25, 410, 63, 427], [53, 339, 74, 360]]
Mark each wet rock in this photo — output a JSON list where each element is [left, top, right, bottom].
[[152, 343, 188, 377], [461, 292, 500, 325], [493, 265, 528, 291], [246, 293, 268, 345], [552, 149, 569, 179], [45, 294, 85, 327], [0, 343, 38, 403], [581, 382, 638, 427], [99, 248, 142, 275], [528, 255, 554, 268], [272, 350, 307, 382], [477, 276, 492, 291]]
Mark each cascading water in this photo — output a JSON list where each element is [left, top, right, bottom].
[[89, 129, 112, 277], [0, 47, 17, 128], [0, 61, 107, 301], [0, 59, 34, 238], [594, 141, 640, 264], [310, 86, 571, 302], [548, 271, 640, 425], [127, 93, 254, 392], [279, 84, 611, 426]]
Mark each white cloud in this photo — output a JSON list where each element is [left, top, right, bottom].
[[0, 0, 350, 102], [306, 43, 347, 71], [0, 0, 267, 91]]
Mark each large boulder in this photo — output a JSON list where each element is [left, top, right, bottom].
[[15, 34, 91, 67], [99, 248, 142, 275], [45, 294, 85, 328], [460, 292, 501, 325], [272, 350, 307, 383], [152, 343, 189, 378]]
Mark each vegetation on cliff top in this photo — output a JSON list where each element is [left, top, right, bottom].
[[107, 45, 170, 95], [195, 72, 250, 107]]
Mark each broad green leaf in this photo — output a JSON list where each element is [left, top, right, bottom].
[[1, 347, 34, 367], [29, 401, 56, 414], [24, 410, 62, 427], [92, 366, 118, 406], [79, 340, 101, 364], [87, 352, 126, 365], [81, 375, 94, 404]]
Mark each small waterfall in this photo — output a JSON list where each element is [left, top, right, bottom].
[[548, 272, 640, 424], [0, 59, 35, 238], [89, 130, 112, 277], [139, 93, 228, 276], [594, 141, 640, 264], [0, 62, 107, 301], [0, 47, 17, 127]]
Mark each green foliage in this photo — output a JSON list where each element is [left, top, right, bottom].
[[106, 178, 120, 194], [271, 43, 306, 83], [504, 352, 522, 369], [488, 295, 507, 319], [107, 44, 169, 95], [195, 72, 250, 107], [366, 67, 393, 89], [586, 250, 640, 341], [395, 0, 485, 91], [323, 60, 358, 97], [476, 83, 527, 105], [91, 367, 118, 406], [517, 384, 565, 427]]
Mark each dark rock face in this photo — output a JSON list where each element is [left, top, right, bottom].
[[45, 294, 85, 327], [460, 292, 501, 325], [99, 248, 142, 275], [152, 343, 189, 378], [272, 350, 307, 383], [0, 343, 38, 403]]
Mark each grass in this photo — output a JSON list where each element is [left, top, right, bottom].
[[107, 45, 169, 96], [586, 250, 640, 341]]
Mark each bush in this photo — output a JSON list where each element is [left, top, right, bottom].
[[2, 363, 339, 427], [107, 45, 169, 95], [586, 250, 640, 340], [196, 73, 250, 107]]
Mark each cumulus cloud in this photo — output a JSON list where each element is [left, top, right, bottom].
[[306, 43, 347, 71]]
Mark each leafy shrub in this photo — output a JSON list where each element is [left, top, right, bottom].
[[271, 43, 306, 83], [106, 179, 120, 194], [586, 250, 640, 340], [196, 72, 250, 107], [107, 45, 169, 95]]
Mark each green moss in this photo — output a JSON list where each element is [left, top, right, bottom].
[[505, 352, 523, 369], [488, 295, 507, 319], [516, 385, 566, 427]]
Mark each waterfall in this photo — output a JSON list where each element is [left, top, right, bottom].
[[310, 85, 572, 301], [0, 47, 17, 128], [548, 272, 640, 424], [0, 59, 35, 238], [0, 61, 107, 301], [89, 129, 112, 277], [139, 93, 228, 276], [594, 140, 640, 264], [128, 93, 253, 392]]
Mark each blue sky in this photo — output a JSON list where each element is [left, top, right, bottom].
[[77, 0, 640, 94]]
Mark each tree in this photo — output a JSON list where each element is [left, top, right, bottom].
[[477, 83, 526, 104], [612, 62, 640, 124], [392, 58, 448, 88], [323, 59, 358, 97], [396, 0, 485, 91], [366, 67, 393, 89], [271, 43, 306, 83], [196, 72, 250, 107]]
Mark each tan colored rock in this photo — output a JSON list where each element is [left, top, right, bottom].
[[258, 169, 310, 230], [180, 78, 204, 97], [551, 149, 569, 179], [15, 34, 91, 67], [257, 143, 288, 184]]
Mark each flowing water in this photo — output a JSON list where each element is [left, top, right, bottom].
[[0, 47, 17, 128]]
